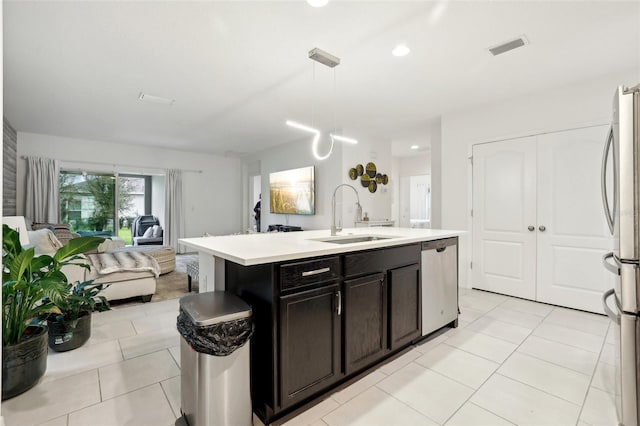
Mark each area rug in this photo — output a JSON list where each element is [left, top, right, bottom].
[[109, 253, 199, 307], [152, 253, 199, 302]]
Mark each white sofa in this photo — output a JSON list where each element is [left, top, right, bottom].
[[28, 229, 157, 302]]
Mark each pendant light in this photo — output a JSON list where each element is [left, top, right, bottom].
[[286, 47, 358, 160]]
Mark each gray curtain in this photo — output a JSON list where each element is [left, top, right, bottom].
[[164, 169, 185, 253], [25, 156, 60, 223]]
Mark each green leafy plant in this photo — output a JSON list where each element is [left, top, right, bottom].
[[2, 225, 104, 346], [46, 280, 111, 329]]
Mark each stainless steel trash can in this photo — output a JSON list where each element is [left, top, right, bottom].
[[177, 292, 253, 426]]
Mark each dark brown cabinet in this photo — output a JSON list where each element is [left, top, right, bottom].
[[344, 272, 387, 374], [388, 263, 421, 350], [279, 284, 341, 408]]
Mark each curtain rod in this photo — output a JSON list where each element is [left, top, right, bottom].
[[20, 156, 203, 174]]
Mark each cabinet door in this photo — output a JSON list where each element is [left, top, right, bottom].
[[472, 137, 537, 299], [388, 264, 421, 350], [344, 273, 386, 375], [536, 126, 615, 313], [279, 284, 341, 408]]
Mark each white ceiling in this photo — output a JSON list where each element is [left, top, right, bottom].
[[4, 1, 639, 157]]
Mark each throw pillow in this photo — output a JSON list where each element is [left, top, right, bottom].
[[27, 229, 63, 255], [152, 225, 163, 238], [142, 226, 154, 238]]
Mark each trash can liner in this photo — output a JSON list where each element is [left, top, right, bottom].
[[177, 309, 253, 356]]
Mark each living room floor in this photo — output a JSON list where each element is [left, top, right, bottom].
[[2, 289, 617, 426]]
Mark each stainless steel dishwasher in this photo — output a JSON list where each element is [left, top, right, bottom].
[[421, 237, 459, 336]]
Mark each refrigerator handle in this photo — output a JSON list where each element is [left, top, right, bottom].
[[602, 252, 621, 275], [600, 126, 615, 235], [602, 288, 621, 325]]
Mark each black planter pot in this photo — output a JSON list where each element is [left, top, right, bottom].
[[47, 312, 92, 352], [2, 325, 48, 400]]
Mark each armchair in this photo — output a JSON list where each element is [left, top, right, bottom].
[[131, 215, 164, 246]]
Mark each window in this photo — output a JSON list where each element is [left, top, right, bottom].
[[59, 171, 152, 245]]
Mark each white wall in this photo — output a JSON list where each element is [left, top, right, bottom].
[[395, 154, 431, 177], [243, 138, 343, 232], [429, 118, 442, 229], [439, 68, 639, 288], [242, 132, 395, 232], [16, 132, 243, 238]]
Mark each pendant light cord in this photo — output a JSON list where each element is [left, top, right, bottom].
[[312, 61, 316, 128], [333, 67, 337, 134]]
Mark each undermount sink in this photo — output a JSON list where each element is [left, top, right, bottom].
[[312, 235, 398, 244]]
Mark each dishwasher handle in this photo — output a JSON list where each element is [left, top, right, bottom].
[[422, 237, 457, 251]]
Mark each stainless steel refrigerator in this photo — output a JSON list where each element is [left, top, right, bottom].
[[602, 84, 640, 426]]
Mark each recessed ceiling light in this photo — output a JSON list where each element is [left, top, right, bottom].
[[411, 145, 419, 150], [138, 92, 175, 106], [392, 44, 411, 57], [306, 0, 329, 7]]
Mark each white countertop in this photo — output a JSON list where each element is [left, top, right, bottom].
[[179, 227, 464, 266]]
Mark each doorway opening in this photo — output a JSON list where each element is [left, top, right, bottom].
[[250, 175, 262, 232]]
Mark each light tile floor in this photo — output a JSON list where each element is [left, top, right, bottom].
[[1, 289, 618, 426]]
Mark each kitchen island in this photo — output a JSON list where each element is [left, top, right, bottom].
[[180, 228, 463, 425]]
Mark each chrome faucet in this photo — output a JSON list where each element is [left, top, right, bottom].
[[331, 184, 362, 236]]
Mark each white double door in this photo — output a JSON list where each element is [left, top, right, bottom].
[[472, 125, 615, 313]]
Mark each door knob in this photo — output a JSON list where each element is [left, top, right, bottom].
[[528, 226, 535, 232], [539, 225, 546, 232]]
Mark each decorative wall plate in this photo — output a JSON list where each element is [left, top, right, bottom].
[[360, 174, 370, 187], [368, 180, 377, 193], [348, 168, 357, 180], [376, 173, 383, 184], [366, 162, 377, 178], [356, 164, 364, 176], [382, 174, 389, 185]]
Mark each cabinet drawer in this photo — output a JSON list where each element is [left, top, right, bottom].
[[280, 257, 341, 290], [344, 244, 420, 278]]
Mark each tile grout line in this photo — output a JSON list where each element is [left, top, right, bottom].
[[514, 346, 598, 376], [440, 293, 563, 425], [371, 380, 443, 426], [470, 297, 598, 420], [439, 296, 521, 425], [97, 367, 104, 402], [573, 320, 613, 425], [158, 379, 179, 420], [492, 372, 584, 407], [527, 329, 604, 354]]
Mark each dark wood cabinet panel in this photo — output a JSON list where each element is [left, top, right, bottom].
[[279, 284, 341, 408], [280, 257, 341, 291], [344, 273, 387, 375], [388, 263, 421, 350], [344, 244, 420, 278]]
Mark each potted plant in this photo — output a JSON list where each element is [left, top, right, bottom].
[[45, 279, 110, 352], [2, 225, 103, 400]]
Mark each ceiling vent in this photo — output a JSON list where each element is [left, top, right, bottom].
[[138, 92, 175, 106], [488, 35, 529, 56], [308, 48, 340, 68]]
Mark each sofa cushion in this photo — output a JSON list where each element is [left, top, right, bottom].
[[96, 238, 126, 253], [142, 226, 154, 238], [31, 223, 77, 245], [152, 225, 163, 238], [27, 229, 63, 255]]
